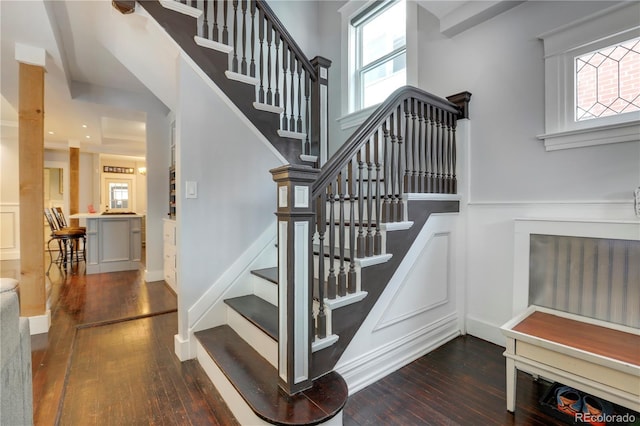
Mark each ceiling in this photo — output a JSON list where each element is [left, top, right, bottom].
[[0, 0, 155, 158]]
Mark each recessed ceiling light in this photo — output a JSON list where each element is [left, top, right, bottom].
[[48, 131, 54, 135], [85, 135, 91, 139], [82, 124, 87, 128]]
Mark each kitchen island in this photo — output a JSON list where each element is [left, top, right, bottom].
[[70, 213, 143, 274]]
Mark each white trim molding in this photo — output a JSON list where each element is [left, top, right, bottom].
[[538, 2, 640, 151]]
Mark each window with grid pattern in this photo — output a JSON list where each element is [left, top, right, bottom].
[[353, 0, 406, 110]]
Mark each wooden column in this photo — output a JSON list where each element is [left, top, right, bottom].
[[271, 164, 319, 395], [69, 146, 80, 227], [18, 62, 46, 317]]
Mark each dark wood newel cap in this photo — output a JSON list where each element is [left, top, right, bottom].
[[447, 91, 472, 119], [311, 56, 333, 69], [112, 0, 136, 14]]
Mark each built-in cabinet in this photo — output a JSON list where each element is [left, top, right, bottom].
[[163, 219, 176, 292]]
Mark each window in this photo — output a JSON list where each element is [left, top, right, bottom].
[[575, 37, 640, 122], [353, 0, 406, 110], [109, 182, 130, 210], [538, 2, 640, 151]]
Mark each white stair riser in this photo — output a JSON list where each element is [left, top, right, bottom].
[[226, 307, 278, 368], [250, 274, 278, 307]]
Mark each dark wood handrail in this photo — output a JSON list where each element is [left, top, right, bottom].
[[312, 86, 461, 197], [255, 0, 317, 81]]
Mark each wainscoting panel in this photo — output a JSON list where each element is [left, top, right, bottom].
[[0, 204, 19, 260], [529, 234, 640, 328], [374, 232, 450, 330]]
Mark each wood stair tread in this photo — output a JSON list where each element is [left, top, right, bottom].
[[195, 325, 347, 425], [224, 295, 278, 340], [251, 267, 278, 285]]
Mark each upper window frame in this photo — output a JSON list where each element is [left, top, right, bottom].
[[352, 0, 407, 111], [338, 0, 418, 130], [537, 2, 640, 151]]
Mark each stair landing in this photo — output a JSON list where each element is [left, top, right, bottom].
[[195, 325, 347, 425]]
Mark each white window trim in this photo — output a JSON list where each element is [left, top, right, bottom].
[[338, 0, 418, 131], [537, 2, 640, 151]]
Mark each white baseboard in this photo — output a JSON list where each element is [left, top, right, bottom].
[[28, 310, 51, 335], [144, 269, 164, 283], [174, 333, 195, 361], [465, 314, 505, 347], [336, 314, 460, 394]]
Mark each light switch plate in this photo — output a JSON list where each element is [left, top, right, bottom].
[[186, 181, 198, 199]]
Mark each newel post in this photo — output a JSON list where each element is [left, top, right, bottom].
[[311, 56, 332, 166], [270, 164, 320, 395]]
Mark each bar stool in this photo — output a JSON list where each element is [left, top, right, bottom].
[[52, 207, 87, 264], [44, 209, 86, 274]]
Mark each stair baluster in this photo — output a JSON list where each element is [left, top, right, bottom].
[[373, 131, 382, 255], [365, 139, 374, 256], [266, 20, 272, 104], [347, 160, 357, 292], [202, 0, 209, 39], [356, 149, 365, 258], [281, 43, 288, 129], [232, 1, 239, 72], [389, 112, 398, 222], [241, 0, 247, 74], [258, 7, 264, 102], [327, 182, 336, 299], [297, 62, 303, 133], [451, 111, 457, 194], [315, 192, 327, 339], [249, 1, 256, 77], [403, 99, 411, 193], [436, 108, 443, 193], [417, 101, 425, 192], [337, 172, 346, 297], [289, 52, 296, 131], [274, 34, 280, 106], [222, 0, 229, 44], [396, 104, 405, 221], [381, 121, 391, 223], [410, 99, 418, 192], [212, 0, 219, 42]]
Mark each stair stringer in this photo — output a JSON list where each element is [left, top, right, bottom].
[[310, 198, 462, 379], [335, 210, 463, 393], [175, 224, 277, 360]]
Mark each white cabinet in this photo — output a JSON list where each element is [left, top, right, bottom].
[[163, 219, 177, 292]]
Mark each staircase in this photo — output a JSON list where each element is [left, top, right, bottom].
[[119, 1, 471, 424]]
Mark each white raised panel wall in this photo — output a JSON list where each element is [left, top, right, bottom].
[[0, 204, 19, 260], [336, 213, 462, 393]]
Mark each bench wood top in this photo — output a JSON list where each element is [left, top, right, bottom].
[[512, 311, 640, 367]]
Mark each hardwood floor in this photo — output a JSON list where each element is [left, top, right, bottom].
[[1, 257, 568, 425]]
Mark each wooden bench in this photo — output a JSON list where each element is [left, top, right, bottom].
[[501, 305, 640, 413]]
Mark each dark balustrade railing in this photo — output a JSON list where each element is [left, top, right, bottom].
[[309, 86, 470, 341], [179, 0, 320, 155]]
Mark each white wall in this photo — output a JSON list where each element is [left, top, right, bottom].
[[144, 109, 170, 282], [265, 1, 321, 57], [175, 55, 283, 342]]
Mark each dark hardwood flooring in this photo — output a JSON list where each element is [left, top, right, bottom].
[[1, 257, 566, 425]]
